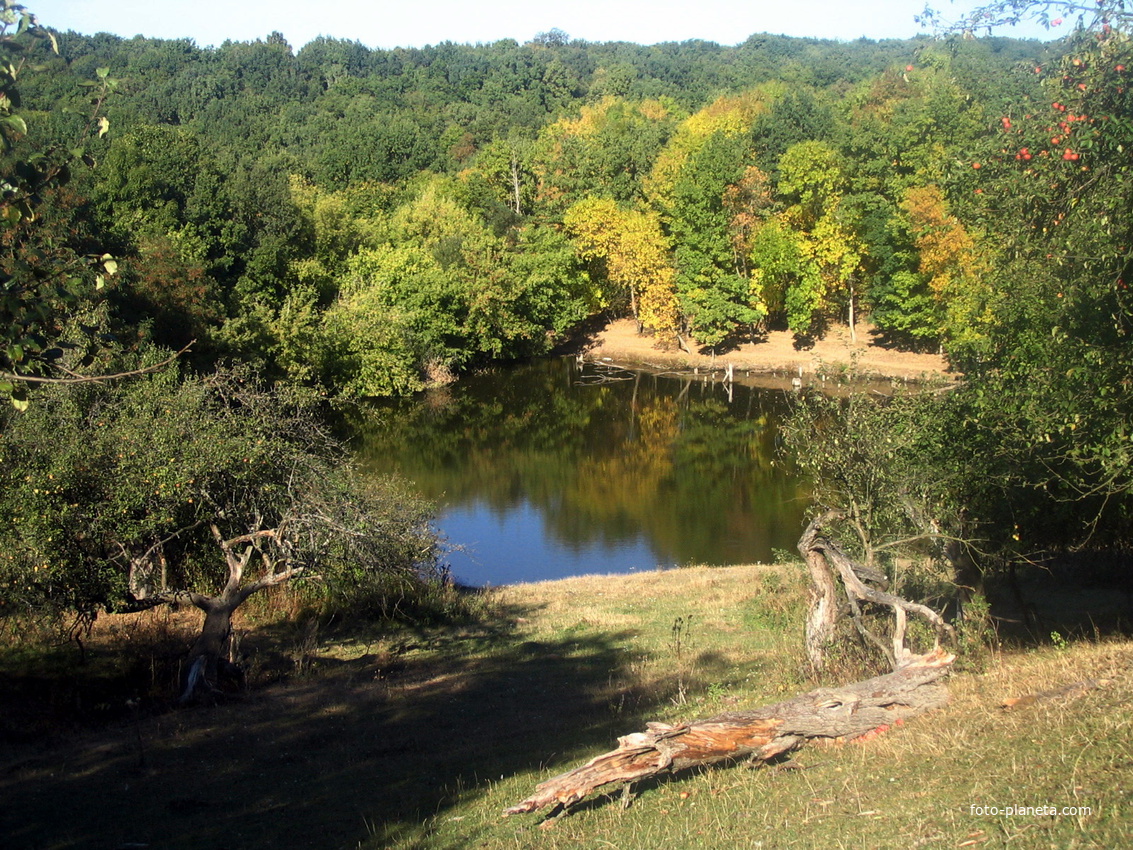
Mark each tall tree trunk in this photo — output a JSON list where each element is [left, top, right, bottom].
[[187, 597, 237, 681], [510, 152, 522, 215]]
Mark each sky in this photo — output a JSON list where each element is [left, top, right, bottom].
[[27, 0, 1059, 50]]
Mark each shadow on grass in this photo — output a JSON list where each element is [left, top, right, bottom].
[[0, 599, 668, 850], [987, 551, 1133, 644]]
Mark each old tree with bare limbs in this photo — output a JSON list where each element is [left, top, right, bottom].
[[0, 366, 438, 699]]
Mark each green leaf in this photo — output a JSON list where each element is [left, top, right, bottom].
[[2, 113, 26, 134]]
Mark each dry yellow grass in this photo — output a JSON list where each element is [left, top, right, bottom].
[[495, 564, 791, 634]]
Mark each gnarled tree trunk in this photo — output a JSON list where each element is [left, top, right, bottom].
[[801, 527, 840, 672], [176, 524, 303, 702], [120, 523, 304, 702], [798, 511, 954, 672]]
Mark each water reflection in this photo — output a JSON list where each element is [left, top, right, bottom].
[[353, 359, 809, 586]]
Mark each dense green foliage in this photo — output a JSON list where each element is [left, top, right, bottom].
[[0, 362, 438, 629], [2, 0, 1132, 657], [7, 13, 1061, 389], [941, 18, 1133, 553], [784, 4, 1133, 575], [0, 2, 118, 407]]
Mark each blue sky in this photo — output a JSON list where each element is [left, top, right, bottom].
[[27, 0, 1060, 50]]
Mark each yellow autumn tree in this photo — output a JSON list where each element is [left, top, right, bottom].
[[807, 213, 866, 340], [771, 141, 866, 337], [563, 197, 681, 339], [900, 184, 996, 345], [644, 90, 769, 215]]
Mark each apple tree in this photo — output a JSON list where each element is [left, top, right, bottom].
[[931, 3, 1133, 552], [0, 1, 122, 407], [0, 364, 439, 696]]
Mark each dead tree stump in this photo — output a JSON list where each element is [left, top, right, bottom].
[[798, 510, 955, 672]]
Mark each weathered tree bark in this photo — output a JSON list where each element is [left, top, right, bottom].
[[800, 514, 840, 672], [798, 511, 954, 671], [505, 649, 953, 817], [182, 596, 243, 698], [176, 524, 303, 701]]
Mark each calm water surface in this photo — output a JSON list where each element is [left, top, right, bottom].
[[353, 359, 809, 586]]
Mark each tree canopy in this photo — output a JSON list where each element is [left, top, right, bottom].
[[3, 0, 1132, 692]]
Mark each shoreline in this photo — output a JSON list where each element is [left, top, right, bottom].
[[577, 318, 955, 386]]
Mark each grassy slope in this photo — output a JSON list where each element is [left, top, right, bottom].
[[1, 565, 1130, 850], [383, 567, 1133, 850]]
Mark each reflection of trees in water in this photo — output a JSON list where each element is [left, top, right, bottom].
[[352, 359, 809, 564]]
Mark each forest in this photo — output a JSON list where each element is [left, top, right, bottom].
[[1, 0, 1131, 700]]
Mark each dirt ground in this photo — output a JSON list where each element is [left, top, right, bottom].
[[581, 318, 952, 383]]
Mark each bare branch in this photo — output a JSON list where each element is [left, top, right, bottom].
[[112, 521, 206, 572], [0, 342, 194, 386], [817, 533, 955, 648], [237, 566, 306, 602], [115, 588, 210, 613]]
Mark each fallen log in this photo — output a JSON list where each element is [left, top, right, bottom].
[[505, 649, 953, 817]]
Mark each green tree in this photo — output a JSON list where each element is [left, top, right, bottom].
[[750, 88, 836, 174], [0, 364, 438, 693], [531, 97, 678, 213], [322, 178, 594, 395], [774, 140, 863, 335], [782, 391, 964, 670], [941, 18, 1133, 553], [666, 131, 766, 348], [0, 2, 118, 406], [749, 218, 806, 322]]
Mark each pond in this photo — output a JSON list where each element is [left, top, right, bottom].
[[353, 358, 810, 586]]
